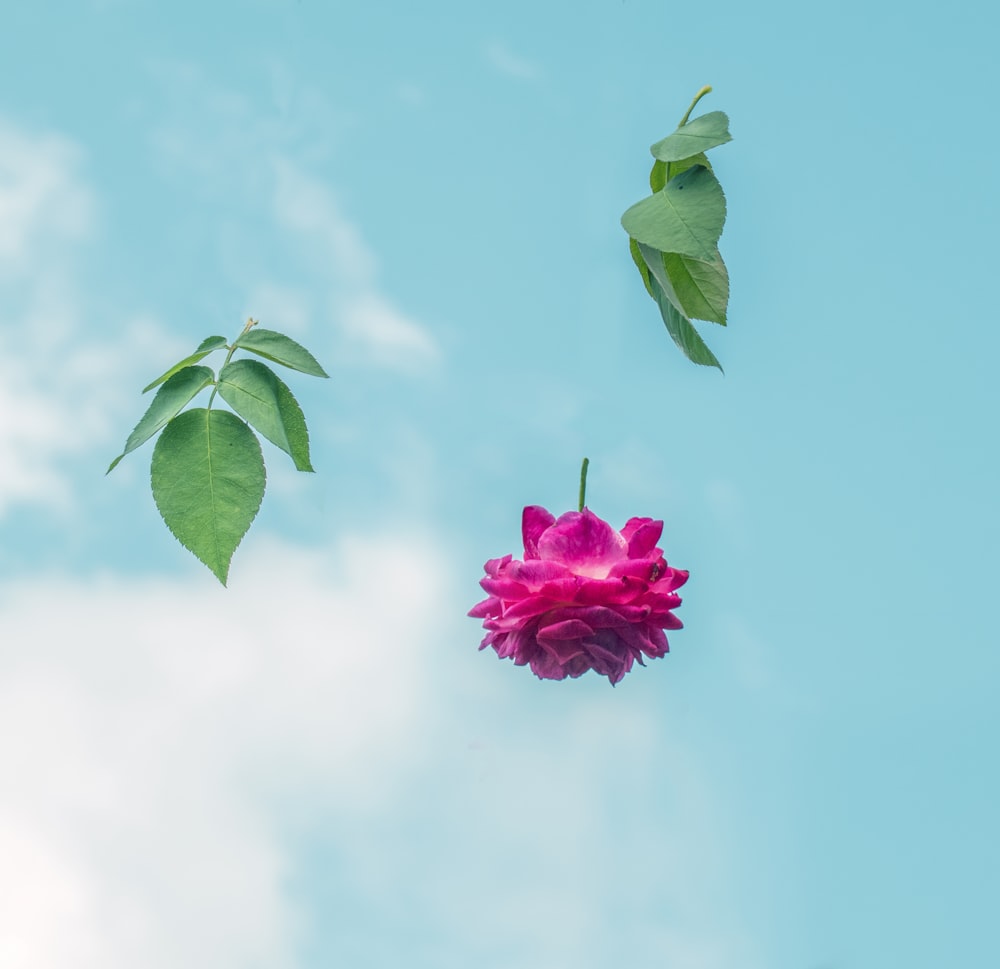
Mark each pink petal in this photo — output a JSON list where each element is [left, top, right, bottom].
[[522, 505, 556, 560], [537, 509, 628, 579], [537, 618, 595, 640], [621, 517, 664, 558]]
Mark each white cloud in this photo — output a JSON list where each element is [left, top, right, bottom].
[[485, 41, 539, 80], [0, 531, 450, 969]]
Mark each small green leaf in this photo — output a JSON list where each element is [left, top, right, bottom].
[[621, 165, 727, 261], [107, 365, 215, 472], [662, 250, 729, 325], [629, 237, 655, 298], [651, 153, 712, 193], [233, 328, 329, 378], [217, 359, 314, 472], [151, 408, 266, 585], [650, 111, 732, 162], [651, 272, 723, 371], [142, 336, 228, 393], [637, 242, 722, 370]]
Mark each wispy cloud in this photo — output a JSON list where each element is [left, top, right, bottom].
[[0, 118, 175, 518], [148, 62, 439, 374], [485, 41, 539, 80]]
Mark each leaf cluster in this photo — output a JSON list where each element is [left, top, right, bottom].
[[621, 89, 732, 370], [108, 320, 329, 584]]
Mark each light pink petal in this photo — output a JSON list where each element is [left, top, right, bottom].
[[522, 505, 556, 560], [509, 559, 573, 584], [537, 509, 628, 579]]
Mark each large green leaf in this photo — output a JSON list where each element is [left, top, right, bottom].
[[217, 359, 314, 472], [233, 328, 329, 378], [142, 336, 228, 393], [662, 250, 729, 325], [107, 365, 215, 472], [621, 165, 726, 261], [151, 408, 266, 585], [650, 111, 732, 162]]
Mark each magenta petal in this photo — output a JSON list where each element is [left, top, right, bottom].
[[621, 517, 664, 558], [537, 618, 595, 640], [522, 505, 556, 560], [537, 509, 628, 578], [468, 596, 501, 619], [479, 577, 530, 598]]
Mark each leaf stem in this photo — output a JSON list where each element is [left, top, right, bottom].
[[207, 317, 257, 409], [678, 85, 712, 127], [578, 457, 590, 512]]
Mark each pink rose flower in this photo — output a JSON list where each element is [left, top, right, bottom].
[[469, 505, 688, 685]]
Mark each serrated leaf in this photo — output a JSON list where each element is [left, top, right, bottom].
[[142, 336, 228, 393], [233, 328, 329, 378], [217, 358, 314, 472], [650, 111, 731, 162], [621, 165, 726, 261], [151, 408, 265, 585], [107, 365, 215, 472], [650, 153, 712, 193], [662, 250, 729, 325]]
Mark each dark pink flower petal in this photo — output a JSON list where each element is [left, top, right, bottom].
[[621, 517, 664, 558], [537, 509, 628, 579], [537, 618, 596, 640], [467, 596, 501, 619], [479, 576, 530, 599], [522, 505, 556, 560]]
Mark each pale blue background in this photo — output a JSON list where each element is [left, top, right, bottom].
[[0, 2, 996, 967]]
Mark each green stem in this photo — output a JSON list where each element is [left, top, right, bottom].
[[207, 317, 257, 409], [678, 84, 712, 127], [578, 457, 590, 512]]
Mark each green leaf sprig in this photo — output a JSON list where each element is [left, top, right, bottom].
[[621, 85, 732, 371], [108, 318, 329, 584]]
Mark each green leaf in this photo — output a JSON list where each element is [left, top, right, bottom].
[[142, 336, 228, 393], [629, 237, 655, 298], [217, 359, 314, 472], [662, 250, 729, 325], [621, 165, 727, 261], [650, 153, 712, 193], [151, 408, 266, 585], [233, 328, 329, 378], [636, 242, 722, 370], [107, 365, 215, 472], [650, 111, 732, 162], [650, 272, 723, 371]]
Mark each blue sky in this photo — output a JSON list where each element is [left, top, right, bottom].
[[0, 1, 997, 967]]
